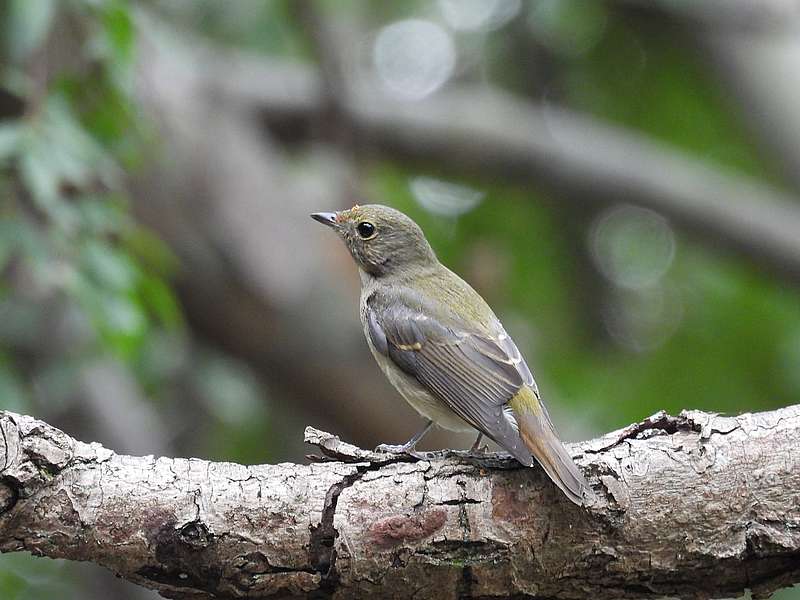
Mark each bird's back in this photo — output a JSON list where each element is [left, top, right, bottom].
[[403, 264, 501, 332]]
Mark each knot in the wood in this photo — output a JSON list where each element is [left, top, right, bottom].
[[179, 521, 212, 548]]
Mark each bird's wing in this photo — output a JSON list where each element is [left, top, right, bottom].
[[365, 292, 536, 465]]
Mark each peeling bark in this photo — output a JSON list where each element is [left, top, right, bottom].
[[1, 407, 800, 599]]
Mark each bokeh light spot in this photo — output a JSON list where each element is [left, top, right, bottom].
[[410, 176, 484, 217], [438, 0, 521, 32], [590, 204, 676, 290], [603, 286, 684, 353], [373, 19, 456, 101]]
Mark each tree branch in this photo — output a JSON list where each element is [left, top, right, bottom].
[[618, 0, 800, 32], [2, 406, 800, 599]]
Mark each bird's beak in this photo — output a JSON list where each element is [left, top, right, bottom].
[[310, 212, 339, 228]]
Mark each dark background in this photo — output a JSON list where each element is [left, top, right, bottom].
[[1, 1, 799, 598]]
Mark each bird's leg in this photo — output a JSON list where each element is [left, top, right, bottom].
[[375, 420, 434, 456], [469, 433, 484, 453], [467, 433, 489, 458]]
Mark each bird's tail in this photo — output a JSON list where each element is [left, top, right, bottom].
[[510, 389, 591, 506]]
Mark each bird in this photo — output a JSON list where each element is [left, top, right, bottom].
[[311, 204, 590, 505]]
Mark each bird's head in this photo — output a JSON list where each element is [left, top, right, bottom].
[[311, 204, 437, 278]]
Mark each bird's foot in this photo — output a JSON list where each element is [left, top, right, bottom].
[[466, 436, 490, 457], [374, 443, 442, 460], [374, 443, 412, 454], [466, 443, 490, 457]]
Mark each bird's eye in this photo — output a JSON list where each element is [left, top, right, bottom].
[[356, 221, 376, 239]]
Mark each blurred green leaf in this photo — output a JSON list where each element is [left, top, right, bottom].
[[0, 219, 44, 275], [75, 196, 129, 234], [125, 226, 179, 274], [0, 123, 22, 163], [18, 147, 59, 206], [98, 1, 134, 64], [43, 93, 120, 185], [81, 240, 138, 291], [101, 293, 145, 335], [138, 273, 183, 327], [1, 0, 56, 61]]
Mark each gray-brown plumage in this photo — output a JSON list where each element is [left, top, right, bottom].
[[311, 204, 590, 505]]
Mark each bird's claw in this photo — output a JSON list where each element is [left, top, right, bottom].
[[374, 443, 435, 460], [374, 443, 410, 454], [466, 443, 490, 457]]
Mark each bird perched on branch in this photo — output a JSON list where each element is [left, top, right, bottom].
[[311, 204, 590, 505]]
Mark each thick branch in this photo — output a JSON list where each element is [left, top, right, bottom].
[[1, 407, 800, 599]]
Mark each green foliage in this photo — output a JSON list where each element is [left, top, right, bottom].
[[0, 1, 181, 595], [0, 0, 180, 401]]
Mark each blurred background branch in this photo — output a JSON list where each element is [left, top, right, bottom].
[[144, 14, 800, 283], [619, 0, 800, 32]]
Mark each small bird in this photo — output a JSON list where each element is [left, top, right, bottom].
[[311, 204, 590, 505]]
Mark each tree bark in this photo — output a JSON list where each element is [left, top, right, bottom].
[[1, 406, 799, 599]]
